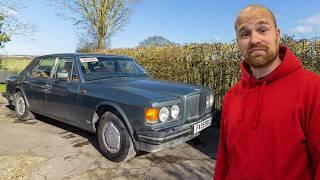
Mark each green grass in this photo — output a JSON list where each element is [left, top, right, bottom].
[[0, 57, 32, 73], [0, 84, 5, 93]]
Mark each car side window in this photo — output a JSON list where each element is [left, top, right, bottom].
[[29, 57, 55, 79], [53, 57, 79, 82]]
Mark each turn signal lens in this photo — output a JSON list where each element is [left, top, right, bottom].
[[145, 108, 159, 124]]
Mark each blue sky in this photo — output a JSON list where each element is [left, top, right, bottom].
[[2, 0, 320, 55]]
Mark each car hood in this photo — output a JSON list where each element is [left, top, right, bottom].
[[89, 77, 202, 101]]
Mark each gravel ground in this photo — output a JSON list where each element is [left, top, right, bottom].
[[0, 96, 218, 180]]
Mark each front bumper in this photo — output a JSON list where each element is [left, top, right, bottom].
[[135, 112, 214, 152]]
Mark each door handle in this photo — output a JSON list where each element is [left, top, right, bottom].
[[80, 89, 87, 94], [23, 81, 30, 84]]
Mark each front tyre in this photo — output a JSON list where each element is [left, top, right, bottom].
[[97, 112, 136, 162], [14, 91, 35, 120]]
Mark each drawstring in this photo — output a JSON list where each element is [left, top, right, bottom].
[[253, 81, 267, 128]]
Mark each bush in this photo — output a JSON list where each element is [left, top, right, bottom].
[[96, 38, 320, 109]]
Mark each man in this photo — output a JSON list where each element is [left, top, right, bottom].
[[214, 4, 320, 180]]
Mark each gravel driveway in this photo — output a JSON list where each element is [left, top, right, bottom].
[[0, 96, 218, 180]]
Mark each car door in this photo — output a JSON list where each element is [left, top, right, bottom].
[[23, 56, 56, 114], [45, 56, 81, 124]]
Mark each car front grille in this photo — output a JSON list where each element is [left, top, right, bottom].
[[186, 92, 206, 121]]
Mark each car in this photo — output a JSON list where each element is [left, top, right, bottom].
[[3, 54, 216, 162]]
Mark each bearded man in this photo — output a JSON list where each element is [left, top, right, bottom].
[[214, 4, 320, 180]]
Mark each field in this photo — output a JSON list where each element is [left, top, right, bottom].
[[0, 56, 32, 73], [0, 84, 5, 93], [0, 56, 32, 93]]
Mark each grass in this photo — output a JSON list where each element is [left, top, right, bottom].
[[0, 57, 32, 73], [0, 84, 5, 93]]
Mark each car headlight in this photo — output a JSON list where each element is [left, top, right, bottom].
[[206, 95, 214, 109], [206, 96, 210, 109], [209, 95, 214, 107], [159, 107, 170, 122], [171, 105, 180, 119]]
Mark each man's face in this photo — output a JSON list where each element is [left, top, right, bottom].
[[236, 7, 280, 68]]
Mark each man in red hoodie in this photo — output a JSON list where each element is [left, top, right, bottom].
[[214, 4, 320, 180]]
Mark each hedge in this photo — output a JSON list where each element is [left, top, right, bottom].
[[94, 36, 320, 109]]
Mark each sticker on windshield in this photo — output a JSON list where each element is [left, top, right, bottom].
[[80, 57, 99, 63]]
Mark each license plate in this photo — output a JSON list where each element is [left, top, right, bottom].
[[193, 117, 212, 134]]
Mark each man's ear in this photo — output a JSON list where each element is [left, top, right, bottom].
[[277, 28, 281, 44]]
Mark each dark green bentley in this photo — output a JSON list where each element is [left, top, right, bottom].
[[3, 54, 215, 162]]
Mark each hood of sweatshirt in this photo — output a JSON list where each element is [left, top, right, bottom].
[[239, 45, 302, 128]]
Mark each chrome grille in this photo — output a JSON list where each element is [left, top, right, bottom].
[[186, 92, 206, 121], [186, 94, 200, 120]]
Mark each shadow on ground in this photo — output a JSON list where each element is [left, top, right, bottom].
[[188, 127, 219, 159], [5, 104, 219, 161]]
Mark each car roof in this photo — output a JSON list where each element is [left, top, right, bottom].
[[37, 53, 131, 59]]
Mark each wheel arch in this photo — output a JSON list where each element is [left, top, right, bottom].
[[14, 86, 30, 108], [92, 102, 135, 144]]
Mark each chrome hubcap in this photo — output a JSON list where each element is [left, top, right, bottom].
[[103, 122, 121, 153], [16, 97, 25, 116]]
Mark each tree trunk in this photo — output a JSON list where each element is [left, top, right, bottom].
[[97, 37, 105, 50]]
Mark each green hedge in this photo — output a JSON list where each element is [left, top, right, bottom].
[[94, 38, 319, 109]]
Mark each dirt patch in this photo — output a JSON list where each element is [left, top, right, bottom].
[[0, 153, 46, 180], [64, 168, 145, 180], [13, 119, 38, 125], [73, 141, 90, 147], [144, 154, 187, 164]]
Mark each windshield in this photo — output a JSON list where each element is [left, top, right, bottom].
[[79, 57, 148, 81]]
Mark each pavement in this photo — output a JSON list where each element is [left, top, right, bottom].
[[0, 96, 219, 180]]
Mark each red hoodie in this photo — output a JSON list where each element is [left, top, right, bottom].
[[214, 46, 320, 180]]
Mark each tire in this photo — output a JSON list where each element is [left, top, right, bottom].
[[14, 91, 35, 121], [97, 111, 136, 162]]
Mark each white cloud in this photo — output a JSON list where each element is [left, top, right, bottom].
[[290, 25, 314, 33], [7, 9, 17, 17], [298, 14, 320, 25], [290, 14, 320, 34]]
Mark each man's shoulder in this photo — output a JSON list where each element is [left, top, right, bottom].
[[226, 81, 242, 96], [298, 69, 320, 84], [223, 81, 242, 104]]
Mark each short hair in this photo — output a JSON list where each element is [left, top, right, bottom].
[[235, 4, 277, 30]]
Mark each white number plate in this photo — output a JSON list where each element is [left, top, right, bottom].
[[193, 117, 212, 134]]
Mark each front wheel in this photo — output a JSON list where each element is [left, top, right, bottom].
[[14, 91, 35, 120], [97, 111, 136, 162]]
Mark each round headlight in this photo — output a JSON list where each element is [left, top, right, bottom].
[[171, 105, 180, 119], [209, 95, 214, 107], [159, 107, 169, 122], [206, 96, 210, 109]]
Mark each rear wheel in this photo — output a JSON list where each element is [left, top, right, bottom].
[[14, 91, 35, 120], [97, 111, 136, 162]]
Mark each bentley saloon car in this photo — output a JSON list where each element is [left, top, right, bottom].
[[3, 54, 215, 162]]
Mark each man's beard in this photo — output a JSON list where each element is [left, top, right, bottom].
[[245, 44, 279, 68]]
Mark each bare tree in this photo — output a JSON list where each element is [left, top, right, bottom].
[[139, 35, 176, 47], [0, 0, 36, 47], [52, 0, 138, 50]]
